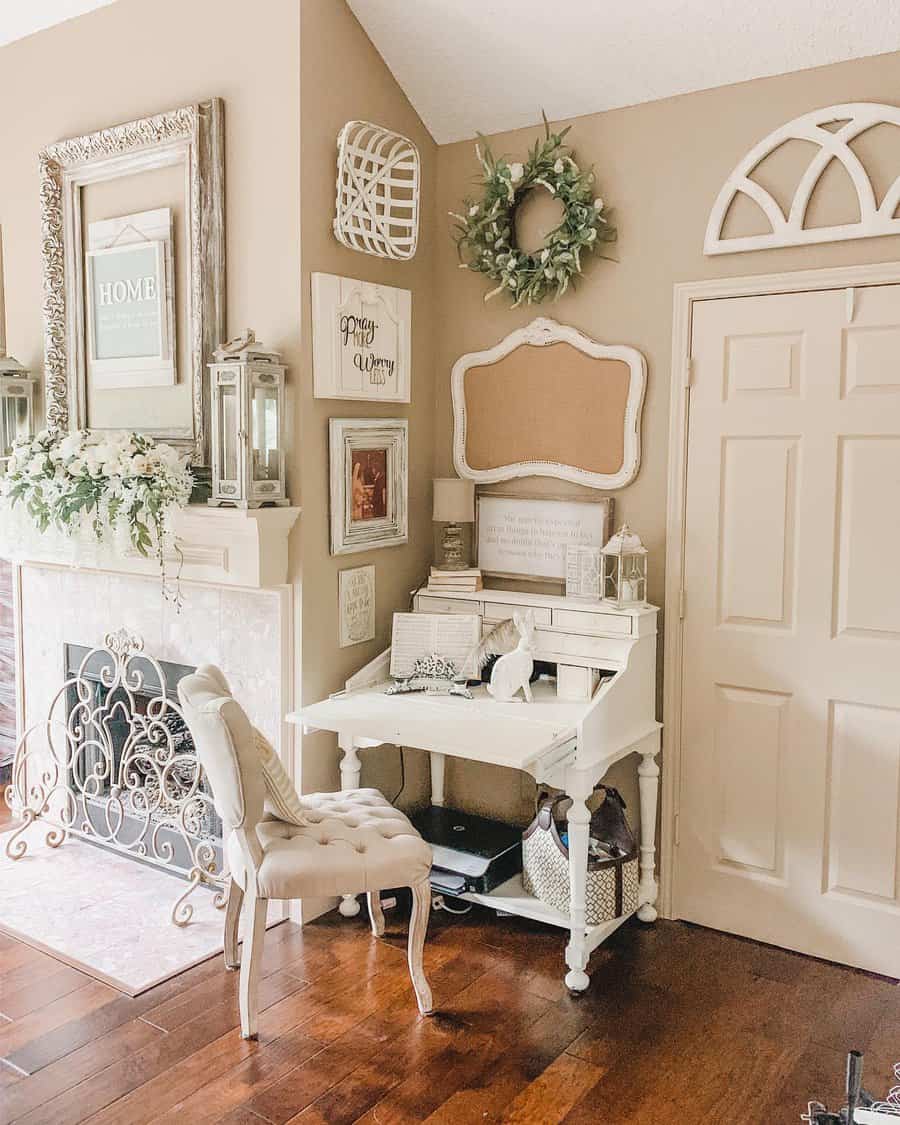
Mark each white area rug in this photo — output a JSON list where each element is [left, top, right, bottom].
[[0, 832, 254, 996]]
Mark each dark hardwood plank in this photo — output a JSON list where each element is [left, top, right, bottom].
[[0, 910, 895, 1125], [0, 980, 119, 1061], [11, 971, 308, 1125], [0, 965, 90, 1022], [0, 1018, 163, 1125]]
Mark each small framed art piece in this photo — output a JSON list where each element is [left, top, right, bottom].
[[312, 273, 411, 402], [329, 418, 408, 555], [477, 493, 614, 582], [566, 544, 602, 600], [85, 208, 176, 390], [338, 564, 376, 647]]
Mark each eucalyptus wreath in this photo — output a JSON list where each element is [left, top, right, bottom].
[[451, 118, 616, 306]]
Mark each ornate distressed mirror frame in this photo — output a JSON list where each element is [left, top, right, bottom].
[[40, 99, 225, 464], [451, 317, 647, 489]]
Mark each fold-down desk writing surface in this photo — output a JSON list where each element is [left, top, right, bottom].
[[293, 678, 585, 772]]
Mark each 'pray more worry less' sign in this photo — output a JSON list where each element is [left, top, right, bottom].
[[312, 273, 411, 403]]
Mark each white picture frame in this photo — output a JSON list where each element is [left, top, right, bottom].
[[451, 317, 646, 490], [566, 544, 602, 600], [85, 208, 176, 390], [329, 418, 408, 556], [338, 564, 376, 647], [477, 493, 614, 583], [312, 273, 411, 402]]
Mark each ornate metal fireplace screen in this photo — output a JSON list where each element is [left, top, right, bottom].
[[3, 628, 226, 926]]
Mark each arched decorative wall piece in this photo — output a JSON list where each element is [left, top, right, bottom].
[[705, 103, 900, 255], [451, 317, 646, 489]]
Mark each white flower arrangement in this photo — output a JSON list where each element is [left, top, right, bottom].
[[0, 429, 193, 600], [451, 116, 616, 307]]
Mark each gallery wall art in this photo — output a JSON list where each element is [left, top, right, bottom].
[[312, 273, 411, 403]]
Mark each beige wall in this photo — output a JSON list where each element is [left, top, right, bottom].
[[433, 49, 900, 822], [297, 0, 437, 805], [0, 0, 301, 438], [4, 3, 900, 830]]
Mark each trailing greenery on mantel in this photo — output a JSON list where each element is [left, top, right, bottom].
[[0, 429, 192, 600], [451, 117, 616, 306]]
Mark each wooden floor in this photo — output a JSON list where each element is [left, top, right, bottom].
[[1, 897, 898, 1125]]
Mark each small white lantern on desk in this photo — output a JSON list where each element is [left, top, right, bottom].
[[601, 524, 648, 608], [0, 353, 37, 466], [209, 330, 289, 508]]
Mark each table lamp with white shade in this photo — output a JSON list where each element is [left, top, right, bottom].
[[433, 477, 475, 570]]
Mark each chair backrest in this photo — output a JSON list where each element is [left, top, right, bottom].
[[178, 664, 265, 833]]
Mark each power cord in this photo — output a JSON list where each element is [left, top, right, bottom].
[[389, 746, 406, 805], [432, 892, 472, 915]]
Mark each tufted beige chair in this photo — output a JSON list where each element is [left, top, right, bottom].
[[178, 665, 434, 1039]]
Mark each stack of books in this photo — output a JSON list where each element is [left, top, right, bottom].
[[426, 566, 483, 594]]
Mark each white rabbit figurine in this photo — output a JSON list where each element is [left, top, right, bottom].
[[487, 611, 535, 703]]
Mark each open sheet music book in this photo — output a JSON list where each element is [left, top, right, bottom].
[[390, 612, 482, 680]]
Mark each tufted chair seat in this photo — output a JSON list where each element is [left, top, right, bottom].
[[228, 789, 432, 900], [178, 664, 434, 1039]]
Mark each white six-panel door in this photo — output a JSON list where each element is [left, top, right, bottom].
[[676, 284, 900, 977]]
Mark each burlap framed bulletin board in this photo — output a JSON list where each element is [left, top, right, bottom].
[[451, 317, 646, 489]]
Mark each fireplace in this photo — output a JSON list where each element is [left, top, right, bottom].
[[62, 642, 223, 878]]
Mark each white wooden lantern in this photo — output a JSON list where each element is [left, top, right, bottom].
[[0, 354, 37, 465], [208, 330, 288, 508], [601, 524, 648, 608]]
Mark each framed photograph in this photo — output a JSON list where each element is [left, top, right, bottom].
[[329, 418, 408, 555], [477, 493, 614, 582], [312, 273, 411, 402], [85, 208, 176, 390], [338, 565, 376, 647]]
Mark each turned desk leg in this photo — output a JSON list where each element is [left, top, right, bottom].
[[564, 778, 593, 992], [637, 749, 660, 923], [338, 735, 362, 918], [429, 751, 446, 807]]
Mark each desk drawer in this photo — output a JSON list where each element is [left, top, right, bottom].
[[483, 602, 551, 626], [551, 608, 631, 636], [535, 628, 624, 664], [415, 594, 481, 615]]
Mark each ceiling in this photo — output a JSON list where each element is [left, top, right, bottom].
[[348, 0, 900, 144], [0, 0, 116, 48], [4, 2, 900, 144]]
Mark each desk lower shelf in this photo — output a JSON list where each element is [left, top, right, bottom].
[[457, 873, 634, 954]]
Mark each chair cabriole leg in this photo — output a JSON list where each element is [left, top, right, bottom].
[[239, 894, 268, 1039], [223, 878, 244, 971], [367, 890, 386, 937], [408, 878, 434, 1016]]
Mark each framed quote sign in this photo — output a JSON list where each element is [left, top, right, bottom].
[[338, 564, 376, 647], [312, 272, 411, 402], [85, 207, 176, 390], [477, 493, 614, 582]]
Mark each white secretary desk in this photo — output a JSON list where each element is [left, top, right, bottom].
[[290, 587, 662, 991]]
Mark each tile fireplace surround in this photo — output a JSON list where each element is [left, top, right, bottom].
[[4, 506, 302, 922]]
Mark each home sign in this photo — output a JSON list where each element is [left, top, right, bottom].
[[312, 272, 411, 402], [85, 207, 176, 391]]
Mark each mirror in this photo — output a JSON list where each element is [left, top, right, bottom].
[[39, 99, 225, 464]]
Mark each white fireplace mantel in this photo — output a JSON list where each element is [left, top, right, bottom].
[[11, 505, 302, 589]]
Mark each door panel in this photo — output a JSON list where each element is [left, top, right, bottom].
[[677, 285, 900, 977]]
